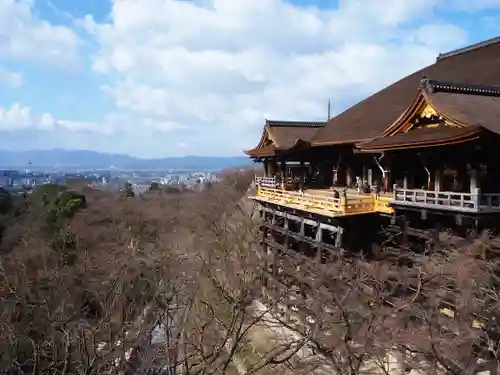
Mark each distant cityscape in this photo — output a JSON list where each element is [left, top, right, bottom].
[[0, 149, 257, 195], [0, 168, 220, 195]]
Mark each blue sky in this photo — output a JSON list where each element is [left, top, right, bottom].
[[1, 0, 500, 158]]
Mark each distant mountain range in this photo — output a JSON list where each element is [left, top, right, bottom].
[[0, 149, 252, 171]]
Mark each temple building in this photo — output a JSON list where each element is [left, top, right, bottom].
[[245, 36, 500, 254]]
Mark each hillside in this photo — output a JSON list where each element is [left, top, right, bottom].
[[0, 170, 498, 375]]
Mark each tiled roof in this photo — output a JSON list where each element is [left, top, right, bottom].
[[312, 36, 500, 145], [244, 145, 280, 157], [436, 36, 500, 61], [245, 120, 325, 157], [244, 140, 309, 157], [267, 120, 324, 149]]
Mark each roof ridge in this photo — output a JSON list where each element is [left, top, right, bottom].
[[420, 77, 500, 97], [436, 36, 500, 61], [265, 119, 326, 127]]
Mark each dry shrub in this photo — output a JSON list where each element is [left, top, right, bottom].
[[0, 169, 300, 375], [1, 169, 499, 375]]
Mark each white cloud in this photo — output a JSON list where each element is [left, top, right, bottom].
[[3, 0, 500, 156], [407, 24, 468, 50], [80, 0, 485, 155], [0, 66, 23, 88], [0, 103, 111, 134], [448, 0, 500, 11], [0, 0, 80, 67]]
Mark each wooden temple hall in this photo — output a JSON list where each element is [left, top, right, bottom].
[[244, 36, 500, 254]]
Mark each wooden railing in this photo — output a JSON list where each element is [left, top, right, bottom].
[[393, 187, 479, 212], [254, 186, 500, 216], [483, 193, 500, 211], [343, 196, 374, 214], [254, 187, 393, 216], [256, 187, 343, 212], [374, 196, 393, 214], [255, 176, 278, 188], [393, 187, 500, 213], [255, 185, 500, 216]]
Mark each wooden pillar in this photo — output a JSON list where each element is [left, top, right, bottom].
[[332, 167, 338, 187], [284, 217, 289, 251], [307, 162, 314, 183], [403, 172, 414, 189], [335, 227, 343, 248], [268, 159, 276, 177], [262, 211, 270, 253], [401, 216, 408, 246], [346, 167, 352, 188], [382, 154, 392, 192], [384, 169, 392, 193], [470, 168, 480, 210], [409, 174, 415, 189], [263, 159, 269, 177], [300, 161, 305, 190], [470, 168, 478, 191], [280, 160, 286, 189], [306, 162, 311, 185], [472, 187, 480, 211], [315, 225, 323, 242], [315, 225, 322, 260], [434, 169, 442, 192]]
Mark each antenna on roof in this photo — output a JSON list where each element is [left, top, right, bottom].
[[327, 100, 331, 120]]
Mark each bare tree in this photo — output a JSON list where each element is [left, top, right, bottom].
[[0, 171, 317, 375], [1, 170, 499, 375]]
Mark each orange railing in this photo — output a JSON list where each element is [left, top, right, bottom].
[[254, 187, 394, 216]]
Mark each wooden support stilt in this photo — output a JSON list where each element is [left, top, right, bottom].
[[315, 224, 323, 260], [401, 216, 409, 247], [284, 217, 290, 251], [421, 210, 427, 221], [335, 227, 343, 248]]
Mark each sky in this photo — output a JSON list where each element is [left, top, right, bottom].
[[1, 0, 500, 158]]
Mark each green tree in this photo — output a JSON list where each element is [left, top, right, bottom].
[[28, 183, 67, 208], [45, 190, 87, 225]]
